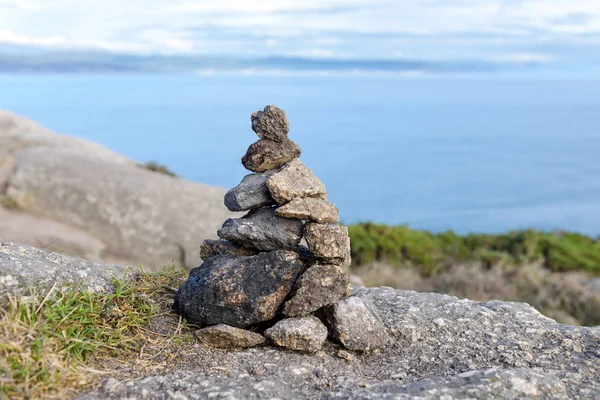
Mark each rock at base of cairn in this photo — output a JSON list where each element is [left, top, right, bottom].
[[174, 250, 306, 328], [242, 139, 301, 173], [304, 223, 351, 268], [283, 265, 349, 317], [199, 239, 258, 261], [265, 316, 328, 353], [217, 207, 304, 251], [267, 159, 327, 204], [224, 170, 278, 212], [194, 324, 266, 349], [323, 296, 389, 351], [275, 197, 339, 223]]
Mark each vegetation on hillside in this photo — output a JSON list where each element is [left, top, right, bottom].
[[138, 161, 178, 177], [348, 223, 600, 276], [0, 267, 194, 399]]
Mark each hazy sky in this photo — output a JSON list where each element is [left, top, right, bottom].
[[1, 0, 599, 66]]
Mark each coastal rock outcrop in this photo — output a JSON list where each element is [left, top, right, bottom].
[[0, 110, 232, 270]]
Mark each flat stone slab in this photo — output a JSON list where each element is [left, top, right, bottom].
[[174, 250, 306, 328], [304, 223, 351, 268], [0, 241, 130, 306], [217, 207, 304, 251], [71, 285, 600, 399], [194, 324, 266, 349], [199, 239, 258, 261], [224, 170, 278, 212], [251, 105, 289, 142], [267, 159, 327, 205], [265, 316, 328, 353], [275, 197, 339, 223], [241, 139, 301, 173], [283, 265, 349, 317], [323, 295, 389, 351]]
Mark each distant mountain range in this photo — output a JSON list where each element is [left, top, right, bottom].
[[0, 48, 513, 74]]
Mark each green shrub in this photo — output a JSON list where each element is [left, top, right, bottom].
[[138, 161, 178, 177], [347, 223, 600, 276]]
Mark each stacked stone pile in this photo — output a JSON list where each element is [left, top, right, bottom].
[[174, 105, 388, 353]]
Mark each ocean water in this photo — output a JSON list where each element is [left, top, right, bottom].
[[1, 73, 599, 236]]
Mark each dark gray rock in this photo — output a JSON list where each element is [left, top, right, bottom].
[[323, 295, 389, 351], [264, 316, 328, 353], [217, 207, 304, 251], [304, 223, 351, 268], [283, 265, 349, 317], [81, 286, 600, 400], [267, 159, 327, 204], [251, 105, 290, 142], [174, 250, 306, 328], [224, 170, 278, 212], [241, 139, 301, 173], [0, 241, 130, 306], [275, 197, 339, 223], [199, 239, 258, 261], [193, 324, 266, 349]]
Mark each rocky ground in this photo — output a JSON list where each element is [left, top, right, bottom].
[[2, 242, 599, 399]]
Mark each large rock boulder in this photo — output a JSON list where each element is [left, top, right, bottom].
[[173, 250, 306, 328], [0, 110, 232, 270]]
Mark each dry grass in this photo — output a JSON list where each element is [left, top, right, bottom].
[[0, 266, 195, 400], [355, 262, 600, 326]]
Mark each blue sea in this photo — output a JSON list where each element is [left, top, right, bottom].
[[1, 73, 599, 236]]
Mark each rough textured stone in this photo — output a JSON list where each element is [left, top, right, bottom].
[[275, 197, 339, 223], [193, 324, 266, 349], [199, 239, 258, 261], [224, 170, 278, 212], [251, 105, 289, 142], [264, 316, 328, 353], [283, 265, 349, 317], [267, 159, 327, 204], [217, 207, 304, 251], [1, 111, 233, 270], [323, 295, 389, 351], [174, 251, 306, 328], [304, 223, 351, 267], [0, 241, 130, 305], [241, 139, 301, 173], [81, 285, 600, 400]]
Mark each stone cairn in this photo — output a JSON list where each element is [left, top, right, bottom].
[[174, 105, 388, 353]]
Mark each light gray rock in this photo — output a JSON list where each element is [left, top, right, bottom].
[[224, 170, 278, 212], [265, 316, 328, 353], [199, 239, 258, 261], [323, 295, 389, 351], [304, 223, 351, 268], [193, 324, 266, 349], [251, 105, 290, 142], [0, 241, 129, 305], [1, 111, 233, 270], [217, 207, 304, 251], [241, 139, 301, 173], [283, 265, 349, 317], [275, 197, 339, 223], [267, 159, 327, 204], [174, 251, 306, 328], [80, 285, 600, 400]]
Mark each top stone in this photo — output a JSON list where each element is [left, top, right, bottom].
[[251, 105, 290, 142]]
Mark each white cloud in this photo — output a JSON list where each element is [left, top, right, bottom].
[[1, 0, 600, 64]]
